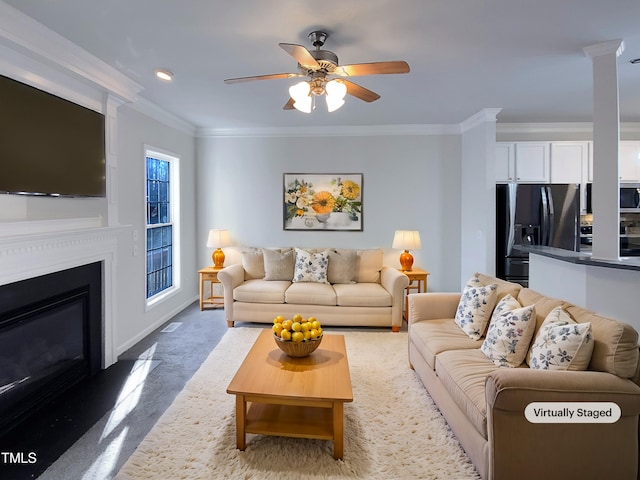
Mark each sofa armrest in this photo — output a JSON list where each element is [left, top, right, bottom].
[[407, 292, 461, 326], [380, 266, 410, 330], [217, 264, 245, 326], [485, 368, 640, 480], [486, 367, 640, 414]]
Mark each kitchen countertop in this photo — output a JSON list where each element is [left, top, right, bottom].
[[514, 245, 640, 272]]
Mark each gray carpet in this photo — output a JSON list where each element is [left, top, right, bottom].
[[37, 302, 229, 480]]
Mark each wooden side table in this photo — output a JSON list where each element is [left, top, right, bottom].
[[199, 266, 224, 310], [400, 268, 430, 319]]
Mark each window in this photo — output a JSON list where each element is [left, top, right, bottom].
[[145, 149, 180, 302]]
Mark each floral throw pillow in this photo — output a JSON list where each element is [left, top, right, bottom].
[[527, 307, 594, 371], [480, 294, 536, 367], [293, 248, 329, 283], [454, 275, 498, 340]]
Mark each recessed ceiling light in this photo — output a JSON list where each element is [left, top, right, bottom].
[[155, 69, 174, 81]]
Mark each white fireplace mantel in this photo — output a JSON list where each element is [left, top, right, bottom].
[[0, 217, 129, 368]]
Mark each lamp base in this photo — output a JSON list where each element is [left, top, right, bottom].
[[212, 248, 225, 269], [399, 250, 414, 272]]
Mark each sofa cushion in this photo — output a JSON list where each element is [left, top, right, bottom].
[[263, 248, 295, 281], [284, 282, 337, 306], [481, 294, 536, 367], [476, 273, 522, 303], [527, 306, 594, 371], [356, 249, 383, 283], [327, 248, 357, 284], [516, 288, 567, 333], [233, 279, 290, 304], [454, 274, 498, 340], [409, 319, 483, 370], [436, 349, 502, 438], [565, 305, 639, 378], [293, 248, 329, 283], [241, 248, 265, 279], [333, 283, 391, 307]]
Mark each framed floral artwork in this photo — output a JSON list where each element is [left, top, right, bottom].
[[283, 173, 363, 231]]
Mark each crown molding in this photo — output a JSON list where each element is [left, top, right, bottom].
[[197, 123, 461, 138], [459, 108, 502, 132], [0, 2, 142, 103], [129, 97, 197, 136], [584, 39, 625, 59], [497, 122, 640, 135]]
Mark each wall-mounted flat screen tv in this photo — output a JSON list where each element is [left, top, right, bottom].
[[0, 74, 106, 197]]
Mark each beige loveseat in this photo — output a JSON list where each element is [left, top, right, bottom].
[[408, 273, 640, 480], [218, 247, 409, 331]]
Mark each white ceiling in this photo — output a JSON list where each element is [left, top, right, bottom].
[[4, 0, 640, 129]]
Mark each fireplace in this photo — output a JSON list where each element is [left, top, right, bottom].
[[0, 262, 102, 433]]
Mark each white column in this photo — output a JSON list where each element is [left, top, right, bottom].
[[104, 93, 126, 226], [583, 40, 624, 260]]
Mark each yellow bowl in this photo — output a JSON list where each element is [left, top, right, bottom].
[[274, 334, 323, 357]]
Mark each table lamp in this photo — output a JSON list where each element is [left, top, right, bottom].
[[207, 229, 232, 268], [392, 230, 421, 272]]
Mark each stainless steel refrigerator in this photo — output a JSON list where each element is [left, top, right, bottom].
[[496, 183, 580, 286]]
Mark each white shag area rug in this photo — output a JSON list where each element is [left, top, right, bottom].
[[115, 328, 480, 480]]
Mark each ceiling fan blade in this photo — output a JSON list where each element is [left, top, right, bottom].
[[335, 61, 410, 77], [342, 80, 381, 103], [224, 73, 303, 84], [283, 98, 295, 110], [279, 43, 320, 70]]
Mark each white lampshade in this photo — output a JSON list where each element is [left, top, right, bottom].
[[293, 96, 313, 113], [289, 81, 310, 102], [325, 80, 346, 112], [325, 79, 347, 99], [392, 230, 421, 250], [207, 229, 232, 248]]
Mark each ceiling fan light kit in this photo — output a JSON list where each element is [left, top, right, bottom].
[[224, 30, 410, 113]]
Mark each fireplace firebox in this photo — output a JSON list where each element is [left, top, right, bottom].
[[0, 262, 102, 433]]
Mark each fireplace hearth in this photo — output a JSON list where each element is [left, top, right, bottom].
[[0, 262, 102, 433]]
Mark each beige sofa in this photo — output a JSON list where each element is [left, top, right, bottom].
[[408, 273, 640, 480], [217, 247, 409, 331]]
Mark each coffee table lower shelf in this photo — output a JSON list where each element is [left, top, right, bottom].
[[246, 403, 334, 440], [235, 395, 346, 459]]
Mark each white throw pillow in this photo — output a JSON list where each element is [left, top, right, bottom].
[[327, 248, 357, 284], [293, 248, 329, 283], [356, 249, 383, 283], [454, 274, 498, 340], [262, 248, 295, 281], [241, 248, 265, 279], [481, 294, 536, 367], [527, 307, 594, 371]]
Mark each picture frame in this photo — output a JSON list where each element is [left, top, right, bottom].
[[283, 173, 363, 231]]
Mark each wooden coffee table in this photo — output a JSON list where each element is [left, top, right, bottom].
[[226, 329, 353, 459]]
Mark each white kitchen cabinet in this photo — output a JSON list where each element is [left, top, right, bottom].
[[496, 142, 550, 183], [550, 142, 589, 184], [514, 142, 550, 183], [495, 143, 515, 182], [620, 141, 640, 183]]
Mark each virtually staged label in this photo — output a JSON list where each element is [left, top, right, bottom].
[[524, 402, 621, 423]]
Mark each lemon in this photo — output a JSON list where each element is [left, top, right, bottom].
[[303, 330, 312, 341], [280, 329, 291, 341], [282, 319, 293, 331], [300, 322, 311, 332], [291, 331, 304, 342], [293, 313, 303, 323], [309, 328, 319, 339], [292, 321, 302, 332], [272, 323, 283, 335]]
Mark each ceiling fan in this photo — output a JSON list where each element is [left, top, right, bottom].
[[224, 30, 410, 113]]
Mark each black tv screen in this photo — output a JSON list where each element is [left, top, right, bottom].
[[0, 74, 106, 197]]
